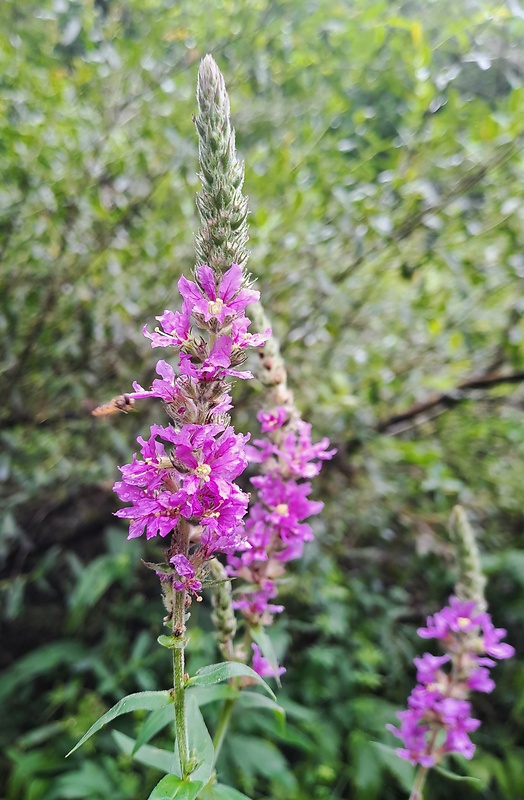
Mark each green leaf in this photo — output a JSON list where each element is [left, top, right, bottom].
[[113, 729, 178, 774], [199, 784, 253, 800], [66, 691, 172, 756], [236, 691, 285, 728], [48, 761, 115, 798], [187, 684, 236, 707], [158, 634, 187, 649], [0, 642, 86, 706], [372, 742, 414, 792], [142, 560, 175, 576], [158, 635, 176, 648], [185, 691, 214, 784], [434, 765, 482, 784], [147, 775, 203, 800], [68, 552, 130, 626], [186, 662, 276, 701], [227, 734, 294, 786], [133, 704, 175, 754]]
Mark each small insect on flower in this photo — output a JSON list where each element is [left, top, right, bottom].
[[92, 394, 136, 417]]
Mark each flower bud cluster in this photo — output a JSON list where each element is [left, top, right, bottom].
[[227, 404, 335, 654], [113, 263, 269, 594], [388, 596, 514, 766]]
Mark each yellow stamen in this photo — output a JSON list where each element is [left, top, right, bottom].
[[196, 464, 212, 481], [208, 298, 224, 316], [154, 457, 173, 470], [275, 503, 289, 516]]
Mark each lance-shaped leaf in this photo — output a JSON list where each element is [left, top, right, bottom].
[[133, 704, 175, 754], [185, 662, 276, 701], [199, 784, 253, 800], [236, 691, 285, 729], [148, 775, 204, 800], [185, 691, 214, 784], [66, 691, 171, 756], [113, 730, 178, 774]]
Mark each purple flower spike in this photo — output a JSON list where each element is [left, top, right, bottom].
[[389, 595, 514, 770], [228, 403, 335, 634], [114, 261, 268, 583]]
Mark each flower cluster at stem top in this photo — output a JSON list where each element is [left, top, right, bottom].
[[387, 595, 514, 766]]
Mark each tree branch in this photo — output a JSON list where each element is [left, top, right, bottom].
[[376, 369, 524, 435]]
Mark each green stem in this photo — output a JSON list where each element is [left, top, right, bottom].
[[173, 588, 190, 778], [212, 693, 238, 767], [409, 765, 429, 800], [408, 727, 438, 800], [171, 517, 191, 779]]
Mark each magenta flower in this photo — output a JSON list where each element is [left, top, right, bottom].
[[413, 653, 450, 685], [251, 473, 323, 559], [257, 406, 288, 433], [178, 335, 253, 381], [180, 263, 260, 325], [129, 360, 183, 405], [389, 709, 436, 768], [228, 504, 272, 568], [251, 643, 286, 680], [143, 309, 190, 349], [233, 581, 284, 618], [417, 596, 483, 640], [273, 421, 337, 478], [198, 484, 250, 556], [231, 316, 271, 348], [114, 481, 187, 540], [467, 666, 495, 693], [479, 618, 515, 660], [172, 424, 249, 501], [171, 554, 202, 595]]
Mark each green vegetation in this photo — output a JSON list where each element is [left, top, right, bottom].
[[1, 1, 523, 798]]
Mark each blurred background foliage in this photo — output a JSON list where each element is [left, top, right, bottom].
[[1, 0, 524, 797]]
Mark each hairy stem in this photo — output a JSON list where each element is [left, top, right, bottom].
[[171, 518, 190, 778], [173, 588, 190, 778], [409, 765, 429, 800]]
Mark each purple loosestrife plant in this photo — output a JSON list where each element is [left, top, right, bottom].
[[388, 507, 515, 800], [69, 55, 333, 799], [67, 58, 284, 799]]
